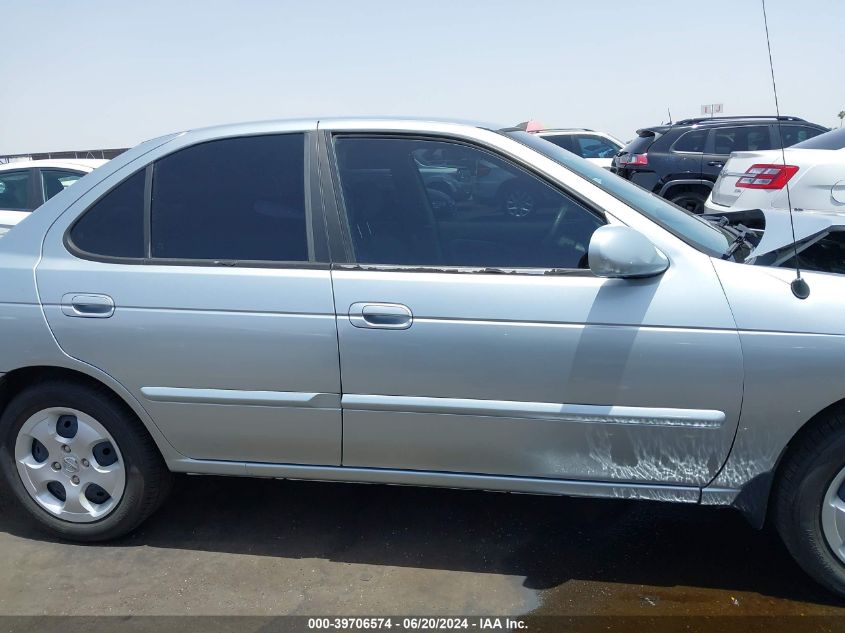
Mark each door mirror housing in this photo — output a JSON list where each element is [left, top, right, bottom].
[[588, 225, 669, 279]]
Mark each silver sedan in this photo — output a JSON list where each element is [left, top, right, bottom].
[[1, 118, 844, 596]]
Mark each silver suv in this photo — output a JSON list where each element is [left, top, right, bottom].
[[1, 119, 845, 596]]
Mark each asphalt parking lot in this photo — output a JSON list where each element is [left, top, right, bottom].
[[1, 475, 844, 621]]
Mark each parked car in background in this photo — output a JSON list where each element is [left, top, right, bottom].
[[530, 129, 624, 169], [7, 118, 845, 597], [705, 126, 845, 216], [405, 140, 559, 218], [0, 160, 106, 236], [611, 116, 828, 213]]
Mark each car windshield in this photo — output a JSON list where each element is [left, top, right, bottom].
[[506, 130, 734, 258]]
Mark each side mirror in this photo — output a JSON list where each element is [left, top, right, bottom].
[[588, 225, 669, 279]]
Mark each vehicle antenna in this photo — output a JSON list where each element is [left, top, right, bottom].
[[761, 0, 808, 299], [667, 107, 673, 125]]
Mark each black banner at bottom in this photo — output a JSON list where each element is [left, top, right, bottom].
[[0, 616, 844, 633]]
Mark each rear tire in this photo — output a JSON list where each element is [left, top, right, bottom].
[[0, 381, 172, 542], [667, 188, 707, 214], [774, 406, 845, 596]]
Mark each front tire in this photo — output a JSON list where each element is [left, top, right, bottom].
[[774, 405, 845, 596], [0, 381, 172, 542]]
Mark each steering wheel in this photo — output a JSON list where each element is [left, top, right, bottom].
[[542, 205, 570, 247], [542, 204, 596, 269]]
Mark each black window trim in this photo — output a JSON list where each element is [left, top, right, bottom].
[[64, 131, 329, 270], [323, 131, 606, 276]]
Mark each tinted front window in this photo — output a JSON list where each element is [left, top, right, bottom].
[[41, 169, 83, 201], [151, 134, 307, 262], [509, 131, 733, 258], [0, 170, 29, 211], [70, 170, 145, 258], [712, 126, 772, 154], [794, 127, 845, 150], [672, 129, 707, 153], [335, 136, 604, 269]]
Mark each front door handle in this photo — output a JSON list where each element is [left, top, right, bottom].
[[61, 293, 115, 318], [349, 302, 413, 330]]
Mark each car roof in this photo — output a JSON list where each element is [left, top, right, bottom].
[[182, 116, 508, 138], [534, 128, 594, 134], [672, 115, 809, 126], [636, 116, 817, 136], [0, 158, 107, 172]]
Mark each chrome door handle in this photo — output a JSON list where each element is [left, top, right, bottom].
[[708, 161, 724, 168], [61, 293, 115, 318], [349, 302, 413, 330]]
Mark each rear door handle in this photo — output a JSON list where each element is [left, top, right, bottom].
[[61, 293, 115, 318], [708, 161, 724, 168], [349, 302, 413, 330]]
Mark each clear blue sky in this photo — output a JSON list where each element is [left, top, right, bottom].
[[1, 0, 842, 154]]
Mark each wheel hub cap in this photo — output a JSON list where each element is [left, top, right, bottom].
[[14, 407, 126, 523], [822, 467, 845, 563]]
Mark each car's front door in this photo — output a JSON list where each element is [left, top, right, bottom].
[[323, 132, 743, 487], [36, 131, 342, 466]]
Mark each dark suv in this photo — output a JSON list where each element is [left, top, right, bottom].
[[611, 116, 828, 213]]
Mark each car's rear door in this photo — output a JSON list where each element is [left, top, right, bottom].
[[321, 127, 743, 488], [36, 129, 342, 466], [703, 125, 774, 182]]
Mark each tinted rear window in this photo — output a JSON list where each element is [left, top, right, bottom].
[[712, 126, 772, 153], [42, 169, 84, 201], [672, 129, 707, 153], [150, 134, 308, 262], [780, 125, 824, 147], [794, 127, 845, 150], [69, 169, 145, 258], [621, 132, 658, 155]]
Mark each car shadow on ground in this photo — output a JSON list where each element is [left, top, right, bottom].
[[0, 474, 840, 607]]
